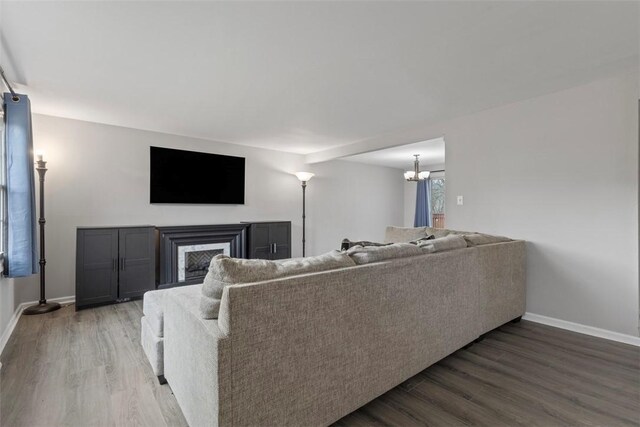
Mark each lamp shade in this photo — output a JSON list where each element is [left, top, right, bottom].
[[295, 172, 315, 182], [404, 154, 431, 181]]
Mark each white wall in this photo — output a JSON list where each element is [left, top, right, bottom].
[[403, 181, 415, 227], [0, 278, 16, 345], [312, 69, 638, 337], [4, 114, 403, 315], [306, 160, 404, 255], [431, 71, 638, 336]]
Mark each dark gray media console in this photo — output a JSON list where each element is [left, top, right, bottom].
[[75, 226, 156, 310], [75, 221, 291, 310], [244, 221, 291, 260]]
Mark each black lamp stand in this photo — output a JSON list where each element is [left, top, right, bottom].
[[301, 180, 307, 257], [23, 159, 60, 315]]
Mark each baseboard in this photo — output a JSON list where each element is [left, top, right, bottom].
[[523, 312, 640, 347], [0, 295, 75, 357]]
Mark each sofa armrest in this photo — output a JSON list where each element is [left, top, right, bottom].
[[475, 240, 526, 332], [164, 290, 231, 427]]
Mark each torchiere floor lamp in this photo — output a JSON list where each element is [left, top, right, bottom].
[[23, 152, 61, 315], [294, 172, 314, 257]]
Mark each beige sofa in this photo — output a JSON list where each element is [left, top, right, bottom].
[[142, 227, 526, 426]]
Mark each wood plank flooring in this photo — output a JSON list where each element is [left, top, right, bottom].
[[0, 302, 187, 427], [1, 301, 638, 427]]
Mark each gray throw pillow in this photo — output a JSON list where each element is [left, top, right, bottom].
[[347, 243, 424, 265], [418, 235, 468, 253], [200, 251, 356, 319], [384, 226, 428, 243]]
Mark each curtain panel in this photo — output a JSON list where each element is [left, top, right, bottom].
[[3, 93, 38, 277], [414, 179, 432, 227]]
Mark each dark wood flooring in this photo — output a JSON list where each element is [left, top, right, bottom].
[[1, 302, 638, 426]]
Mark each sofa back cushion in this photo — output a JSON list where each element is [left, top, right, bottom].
[[341, 239, 391, 250], [347, 243, 424, 265], [384, 226, 427, 243], [200, 251, 356, 319], [463, 233, 512, 246], [425, 227, 451, 238], [418, 235, 468, 253]]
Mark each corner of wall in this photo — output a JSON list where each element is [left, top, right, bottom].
[[0, 276, 17, 356]]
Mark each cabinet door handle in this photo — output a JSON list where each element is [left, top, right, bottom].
[[121, 257, 125, 271], [273, 243, 277, 253], [112, 259, 117, 271]]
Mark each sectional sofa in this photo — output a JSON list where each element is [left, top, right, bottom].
[[141, 227, 526, 426]]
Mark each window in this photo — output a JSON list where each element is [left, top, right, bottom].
[[431, 178, 445, 229]]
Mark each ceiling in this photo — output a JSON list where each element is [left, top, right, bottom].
[[0, 1, 637, 155], [343, 137, 444, 171]]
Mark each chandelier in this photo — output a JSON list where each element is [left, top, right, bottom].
[[404, 155, 430, 181]]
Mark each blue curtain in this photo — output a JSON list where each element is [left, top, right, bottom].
[[414, 179, 432, 227], [4, 93, 38, 277]]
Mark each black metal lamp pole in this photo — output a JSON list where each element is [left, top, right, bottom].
[[301, 180, 307, 257], [23, 157, 60, 315], [294, 172, 314, 258]]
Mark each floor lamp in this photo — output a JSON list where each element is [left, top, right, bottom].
[[23, 152, 60, 315], [294, 172, 314, 257]]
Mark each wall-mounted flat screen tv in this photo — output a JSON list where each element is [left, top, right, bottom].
[[150, 146, 245, 204]]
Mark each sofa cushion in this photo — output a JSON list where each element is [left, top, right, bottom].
[[347, 243, 424, 265], [411, 235, 436, 245], [143, 284, 202, 337], [143, 290, 165, 337], [384, 226, 427, 243], [427, 228, 452, 238], [463, 233, 512, 246], [200, 251, 356, 319], [141, 316, 164, 376], [418, 235, 468, 253], [341, 238, 392, 250]]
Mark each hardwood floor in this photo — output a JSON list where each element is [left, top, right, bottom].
[[0, 301, 187, 427], [1, 302, 638, 427]]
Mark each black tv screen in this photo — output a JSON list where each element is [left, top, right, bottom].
[[150, 147, 245, 204]]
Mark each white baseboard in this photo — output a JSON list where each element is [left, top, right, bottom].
[[0, 295, 75, 357], [523, 312, 640, 347]]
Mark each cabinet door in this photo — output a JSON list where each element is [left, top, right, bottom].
[[76, 229, 118, 308], [118, 227, 155, 299], [269, 222, 291, 260], [250, 224, 272, 260]]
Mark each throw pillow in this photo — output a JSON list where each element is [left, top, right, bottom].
[[347, 243, 424, 265], [383, 226, 428, 243], [200, 251, 356, 319], [418, 235, 468, 253]]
